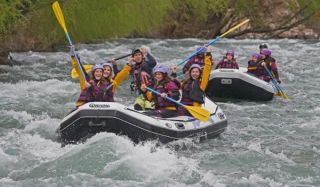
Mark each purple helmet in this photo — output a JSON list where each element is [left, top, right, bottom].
[[261, 48, 272, 56], [226, 49, 234, 57], [153, 64, 170, 74], [102, 62, 113, 72], [252, 53, 260, 59], [91, 64, 104, 73]]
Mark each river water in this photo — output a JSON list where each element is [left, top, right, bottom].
[[0, 38, 319, 186]]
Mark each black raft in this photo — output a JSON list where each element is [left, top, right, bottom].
[[57, 97, 227, 145], [206, 68, 275, 101]]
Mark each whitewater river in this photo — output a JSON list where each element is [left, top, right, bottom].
[[0, 38, 319, 186]]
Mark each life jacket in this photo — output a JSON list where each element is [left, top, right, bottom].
[[153, 79, 180, 109], [264, 56, 279, 79], [76, 79, 114, 104], [217, 58, 239, 69], [181, 79, 205, 105], [247, 60, 260, 75], [130, 61, 153, 94], [255, 56, 279, 80]]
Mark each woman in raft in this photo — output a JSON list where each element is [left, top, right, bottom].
[[70, 53, 132, 107]]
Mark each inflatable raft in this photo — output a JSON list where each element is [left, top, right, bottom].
[[206, 68, 276, 101], [57, 97, 227, 145]]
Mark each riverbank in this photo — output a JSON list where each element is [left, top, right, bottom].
[[0, 0, 319, 64]]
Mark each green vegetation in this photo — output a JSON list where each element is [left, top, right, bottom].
[[0, 0, 39, 35], [0, 0, 320, 52], [19, 0, 173, 45]]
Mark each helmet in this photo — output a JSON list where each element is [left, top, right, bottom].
[[259, 43, 268, 49], [153, 64, 170, 74], [252, 53, 260, 59], [131, 49, 142, 57], [189, 64, 201, 72], [261, 48, 272, 56], [102, 62, 113, 72], [226, 49, 234, 57], [91, 64, 104, 73]]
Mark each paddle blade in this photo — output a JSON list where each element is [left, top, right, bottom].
[[71, 64, 93, 78], [185, 105, 211, 122], [52, 1, 67, 33], [275, 91, 289, 100], [275, 92, 282, 96]]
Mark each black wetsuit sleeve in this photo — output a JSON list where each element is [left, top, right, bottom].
[[141, 53, 157, 75], [113, 64, 119, 76]]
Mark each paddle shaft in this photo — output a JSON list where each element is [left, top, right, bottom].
[[101, 54, 132, 92], [67, 33, 86, 80], [177, 19, 249, 67], [105, 83, 113, 93], [146, 87, 183, 108], [114, 53, 131, 61], [177, 38, 220, 67], [52, 1, 86, 80], [263, 65, 285, 95]]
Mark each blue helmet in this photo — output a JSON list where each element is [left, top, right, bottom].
[[153, 64, 170, 74]]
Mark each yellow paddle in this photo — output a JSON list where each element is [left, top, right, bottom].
[[177, 19, 250, 66], [146, 87, 210, 122], [263, 66, 289, 99], [71, 64, 93, 78], [52, 1, 86, 80]]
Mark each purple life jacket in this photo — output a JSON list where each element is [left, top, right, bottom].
[[153, 80, 180, 109], [77, 80, 114, 104], [181, 79, 205, 105], [217, 58, 239, 69], [247, 60, 260, 75]]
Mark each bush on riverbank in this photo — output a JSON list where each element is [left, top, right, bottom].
[[0, 0, 319, 53]]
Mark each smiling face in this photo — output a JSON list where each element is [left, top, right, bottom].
[[103, 66, 112, 78], [94, 69, 103, 80], [190, 68, 200, 80], [133, 53, 143, 63], [154, 72, 164, 82], [226, 54, 233, 61]]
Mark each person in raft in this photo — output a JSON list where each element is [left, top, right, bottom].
[[140, 64, 181, 118], [215, 49, 239, 69], [247, 53, 261, 76], [257, 48, 281, 84], [129, 47, 158, 111], [180, 46, 213, 75], [70, 53, 132, 107], [259, 43, 268, 54], [178, 52, 212, 116]]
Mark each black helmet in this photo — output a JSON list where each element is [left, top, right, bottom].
[[259, 43, 268, 49], [131, 49, 142, 57]]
